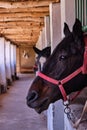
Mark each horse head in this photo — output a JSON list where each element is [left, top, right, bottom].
[[27, 19, 87, 113], [33, 46, 51, 72]]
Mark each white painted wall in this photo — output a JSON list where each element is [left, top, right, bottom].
[[61, 0, 75, 37], [49, 2, 64, 130], [13, 45, 16, 77], [48, 1, 76, 129], [50, 3, 61, 51], [36, 28, 45, 49], [0, 37, 7, 92], [44, 16, 51, 46], [36, 31, 43, 49], [64, 114, 76, 130], [5, 40, 12, 83], [41, 27, 45, 48], [61, 0, 76, 130], [11, 44, 15, 79], [47, 104, 54, 130]]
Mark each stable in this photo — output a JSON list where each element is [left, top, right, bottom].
[[0, 0, 87, 130]]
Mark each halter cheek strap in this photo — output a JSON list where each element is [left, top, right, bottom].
[[37, 67, 82, 101], [37, 72, 67, 101]]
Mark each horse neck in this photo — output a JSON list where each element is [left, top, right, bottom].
[[64, 73, 87, 95]]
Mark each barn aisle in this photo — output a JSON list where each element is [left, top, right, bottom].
[[0, 74, 47, 130]]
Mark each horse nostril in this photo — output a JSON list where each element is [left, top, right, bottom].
[[27, 90, 38, 103]]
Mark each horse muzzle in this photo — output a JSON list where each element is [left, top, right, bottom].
[[26, 91, 49, 113]]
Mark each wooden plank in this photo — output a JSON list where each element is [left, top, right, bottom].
[[0, 7, 49, 13], [0, 21, 44, 27], [0, 25, 42, 30], [0, 25, 43, 30], [5, 35, 38, 39], [7, 37, 37, 42], [0, 16, 44, 22], [1, 31, 40, 35], [0, 28, 41, 34], [0, 1, 59, 8], [0, 12, 49, 19], [11, 39, 37, 44], [6, 37, 38, 41], [17, 44, 36, 47]]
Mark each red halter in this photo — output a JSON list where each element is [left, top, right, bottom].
[[82, 36, 87, 74], [37, 37, 87, 101]]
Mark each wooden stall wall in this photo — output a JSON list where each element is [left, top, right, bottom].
[[16, 47, 20, 73]]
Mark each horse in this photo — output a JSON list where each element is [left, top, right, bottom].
[[26, 19, 87, 127], [33, 46, 51, 72]]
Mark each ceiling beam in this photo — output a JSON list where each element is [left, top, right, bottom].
[[15, 43, 36, 47], [0, 21, 44, 27], [0, 22, 44, 31], [0, 0, 60, 46], [2, 31, 40, 35], [0, 6, 49, 13], [0, 28, 41, 34], [0, 25, 42, 30], [0, 12, 49, 19], [0, 1, 59, 8], [6, 37, 38, 41], [5, 34, 38, 39], [0, 16, 44, 22], [11, 39, 37, 43]]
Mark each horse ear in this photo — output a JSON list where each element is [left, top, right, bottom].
[[41, 46, 51, 57], [33, 46, 41, 54], [72, 19, 84, 53], [63, 22, 71, 36], [72, 18, 83, 38]]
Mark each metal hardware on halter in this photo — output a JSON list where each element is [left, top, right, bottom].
[[37, 72, 67, 101], [37, 67, 82, 101], [63, 101, 76, 123]]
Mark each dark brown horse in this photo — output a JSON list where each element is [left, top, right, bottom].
[[33, 46, 51, 72], [26, 19, 87, 114]]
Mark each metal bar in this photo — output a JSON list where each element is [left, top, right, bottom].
[[75, 0, 78, 18], [84, 0, 86, 25], [75, 0, 87, 28], [86, 0, 87, 25], [81, 0, 84, 25], [77, 0, 79, 18]]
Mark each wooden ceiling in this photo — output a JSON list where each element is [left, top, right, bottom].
[[0, 0, 60, 47]]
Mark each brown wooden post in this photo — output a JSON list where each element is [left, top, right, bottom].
[[44, 16, 51, 46]]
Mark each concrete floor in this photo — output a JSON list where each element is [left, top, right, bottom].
[[0, 74, 47, 130]]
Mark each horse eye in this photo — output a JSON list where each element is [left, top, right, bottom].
[[59, 55, 67, 61]]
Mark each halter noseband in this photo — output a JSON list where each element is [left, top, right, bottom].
[[37, 37, 87, 101]]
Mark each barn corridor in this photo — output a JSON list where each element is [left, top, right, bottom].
[[0, 74, 47, 130]]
